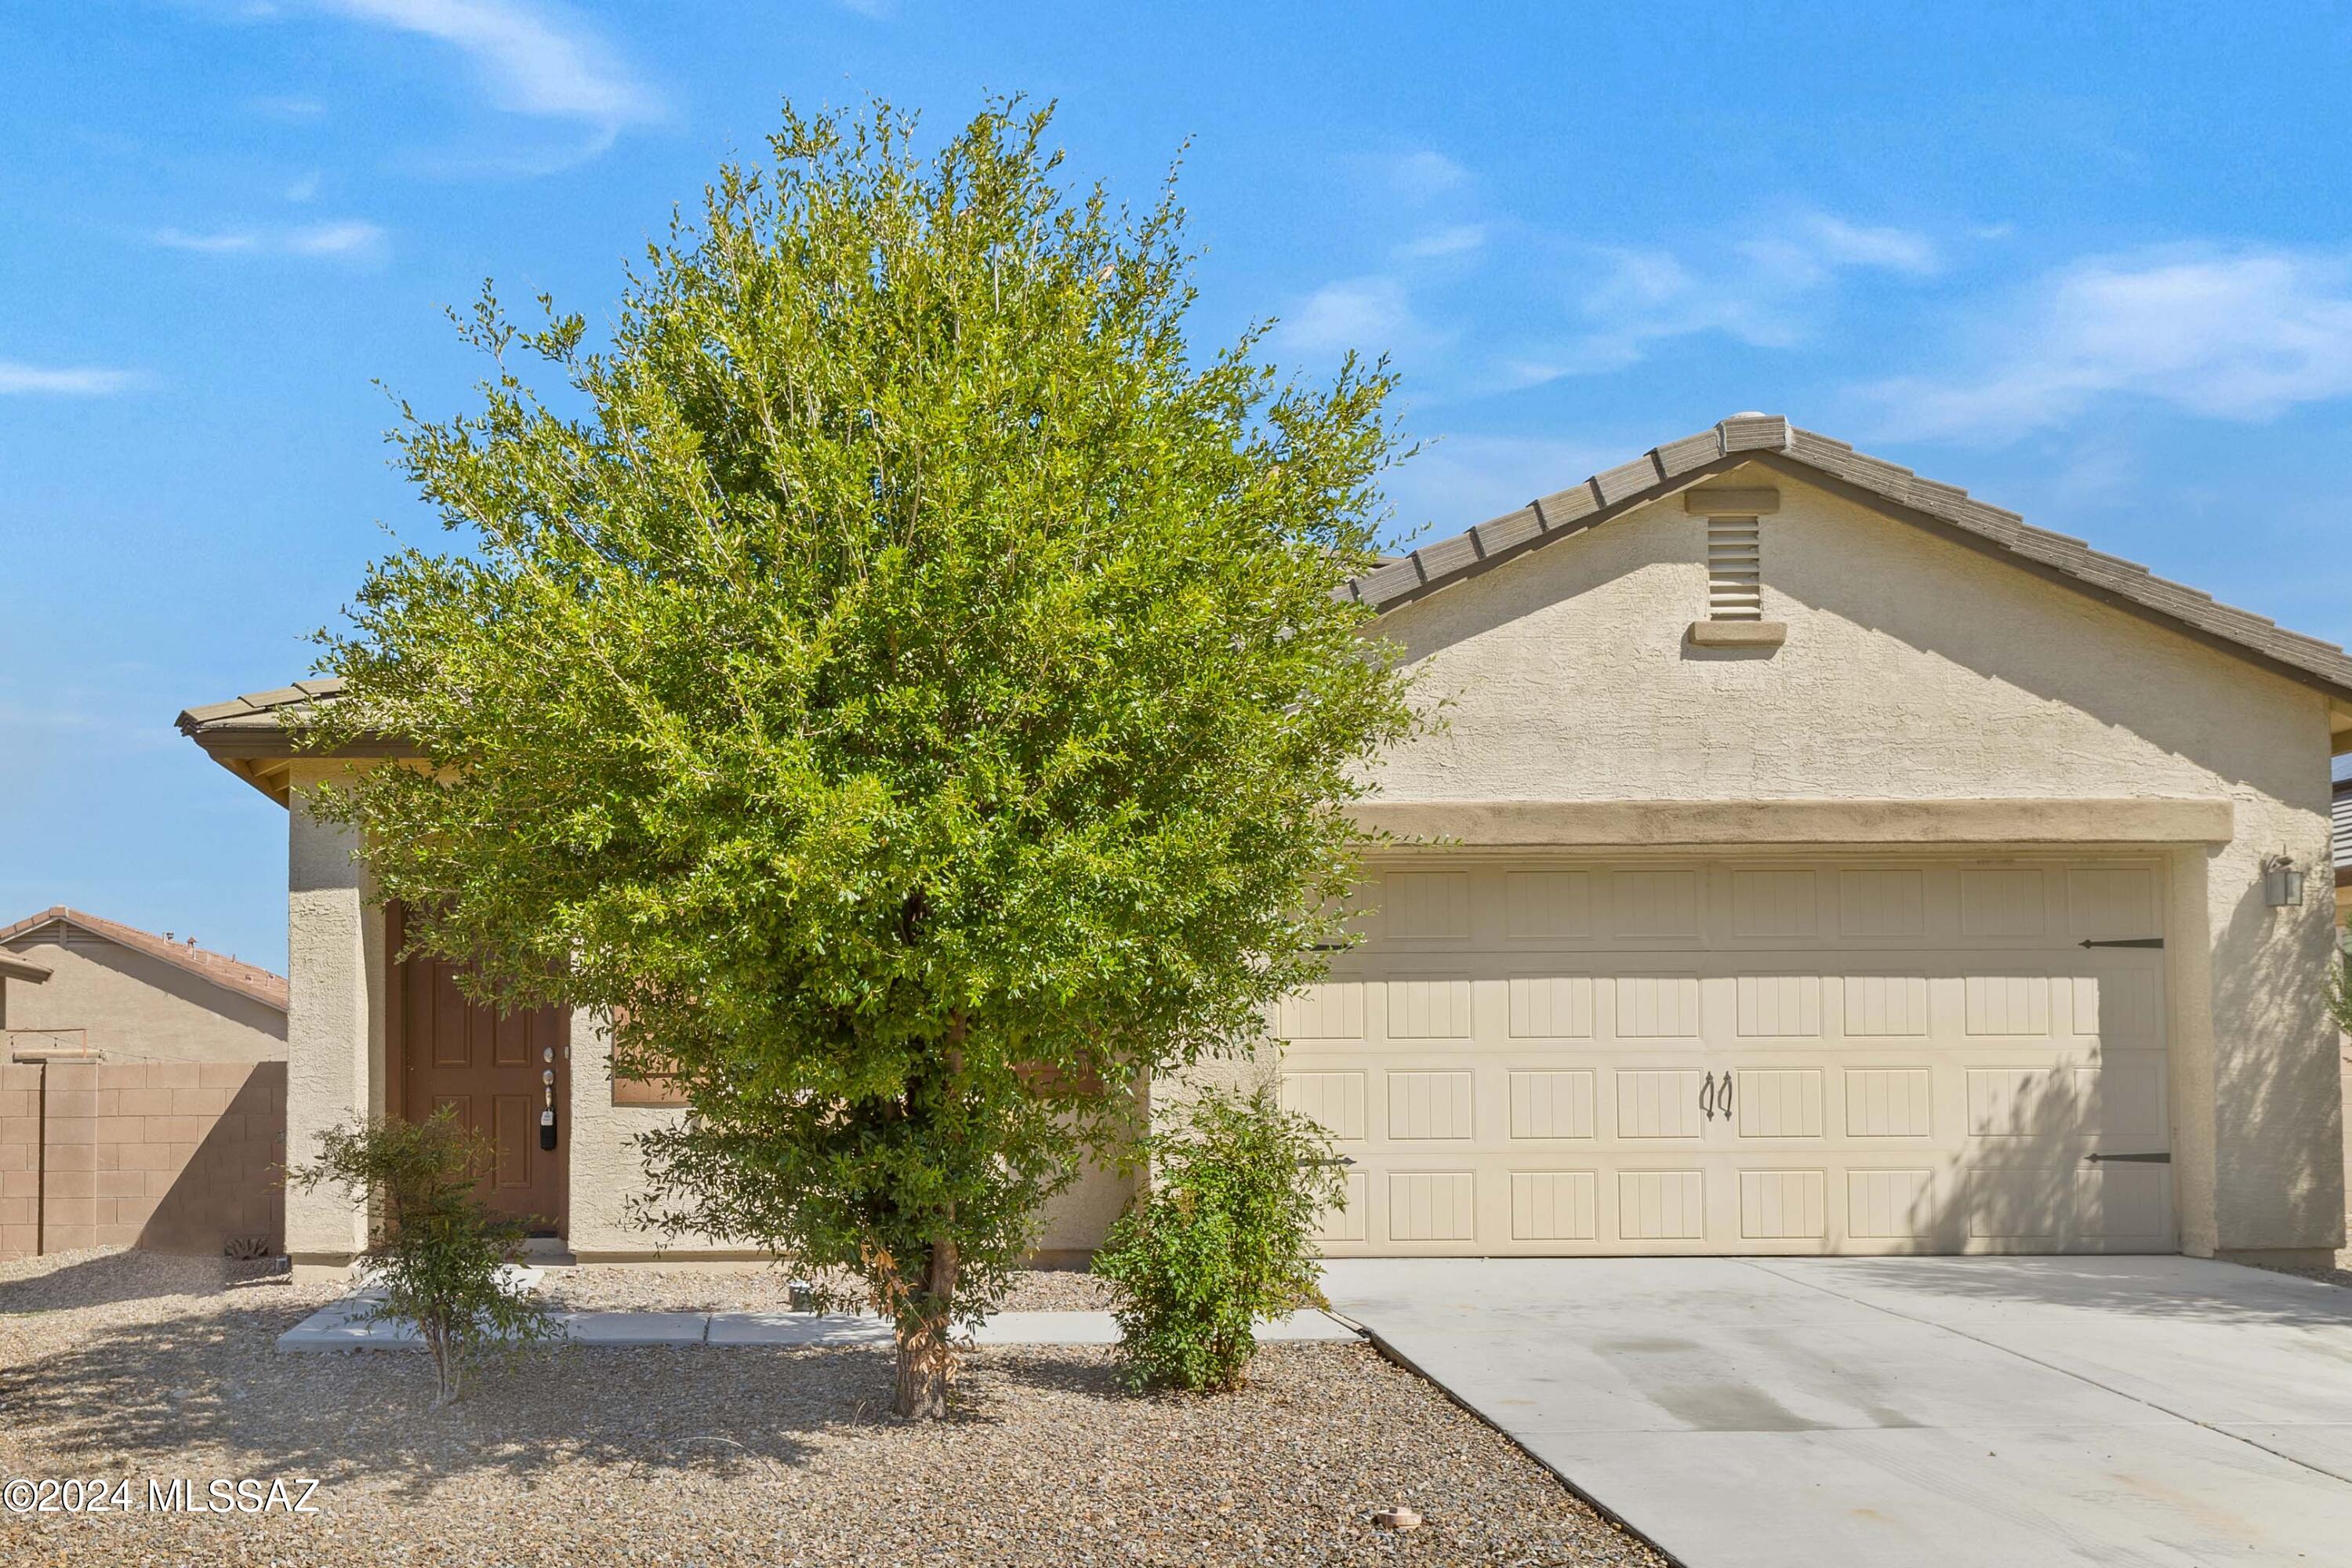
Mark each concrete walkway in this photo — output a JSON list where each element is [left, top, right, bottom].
[[277, 1298, 1359, 1352], [1323, 1255, 2352, 1568]]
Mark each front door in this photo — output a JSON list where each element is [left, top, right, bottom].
[[390, 909, 568, 1236]]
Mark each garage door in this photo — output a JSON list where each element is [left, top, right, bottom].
[[1279, 855, 2172, 1256]]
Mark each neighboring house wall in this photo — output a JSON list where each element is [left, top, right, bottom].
[[0, 936, 286, 1063], [1361, 473, 2340, 1260]]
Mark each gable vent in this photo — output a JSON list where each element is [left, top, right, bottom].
[[1706, 515, 1762, 620]]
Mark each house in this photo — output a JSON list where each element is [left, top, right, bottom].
[[179, 414, 2348, 1276], [0, 908, 288, 1258], [0, 906, 289, 1062]]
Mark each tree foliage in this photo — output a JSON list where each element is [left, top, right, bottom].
[[306, 98, 1415, 1416]]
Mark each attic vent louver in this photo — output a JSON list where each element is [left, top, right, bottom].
[[1706, 515, 1762, 620]]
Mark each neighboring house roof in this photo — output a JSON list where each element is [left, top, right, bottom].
[[0, 906, 289, 1011], [177, 412, 2352, 800], [0, 951, 50, 985]]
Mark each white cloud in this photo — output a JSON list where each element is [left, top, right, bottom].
[[1559, 209, 1939, 375], [0, 361, 143, 396], [1395, 223, 1487, 262], [155, 220, 387, 260], [285, 171, 322, 201], [1274, 276, 1443, 360], [1385, 150, 1468, 201], [315, 0, 660, 130], [1864, 247, 2352, 441]]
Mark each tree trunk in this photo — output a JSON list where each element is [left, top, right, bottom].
[[891, 1235, 960, 1418]]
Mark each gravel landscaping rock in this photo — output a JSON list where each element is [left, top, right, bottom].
[[539, 1261, 1115, 1314], [1, 1248, 1661, 1566]]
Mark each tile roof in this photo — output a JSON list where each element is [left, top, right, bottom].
[[175, 678, 347, 740], [0, 906, 289, 1011], [1342, 413, 2352, 702]]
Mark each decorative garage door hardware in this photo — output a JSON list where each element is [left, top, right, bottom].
[[2079, 938, 2163, 949], [1698, 1071, 1734, 1123], [2083, 1152, 2171, 1163]]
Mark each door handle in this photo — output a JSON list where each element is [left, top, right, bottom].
[[1719, 1070, 1734, 1126], [1698, 1072, 1716, 1122]]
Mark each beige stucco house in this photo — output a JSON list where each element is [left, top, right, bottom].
[[0, 906, 288, 1063], [180, 415, 2350, 1276]]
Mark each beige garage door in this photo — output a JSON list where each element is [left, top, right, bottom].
[[1279, 855, 2173, 1256]]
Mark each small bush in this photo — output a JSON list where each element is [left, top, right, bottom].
[[1093, 1080, 1345, 1392], [289, 1109, 554, 1406]]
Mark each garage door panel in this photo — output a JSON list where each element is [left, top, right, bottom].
[[1735, 1069, 1824, 1138], [1735, 973, 1823, 1037], [1508, 1069, 1596, 1139], [1613, 975, 1700, 1038], [1508, 973, 1594, 1038], [1842, 973, 1931, 1037], [1385, 976, 1472, 1039], [1387, 1070, 1475, 1140], [1845, 1067, 1935, 1138], [1505, 871, 1595, 940], [1740, 1169, 1828, 1240], [1279, 1070, 1367, 1142], [1510, 1171, 1598, 1240], [1617, 1069, 1706, 1138], [1839, 869, 1928, 939], [1298, 853, 2171, 1258], [1847, 1167, 1938, 1240], [1388, 1171, 1476, 1243]]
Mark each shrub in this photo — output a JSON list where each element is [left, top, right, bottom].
[[288, 1110, 554, 1406], [1093, 1080, 1345, 1392]]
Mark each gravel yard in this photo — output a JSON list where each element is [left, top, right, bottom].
[[536, 1259, 1116, 1314], [0, 1249, 1662, 1567]]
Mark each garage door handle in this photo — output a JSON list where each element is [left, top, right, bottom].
[[1698, 1073, 1717, 1121], [1719, 1072, 1733, 1123], [2083, 1152, 2171, 1163]]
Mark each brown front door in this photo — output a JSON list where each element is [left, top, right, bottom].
[[390, 909, 568, 1236]]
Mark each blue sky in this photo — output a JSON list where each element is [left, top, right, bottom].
[[5, 1, 2352, 972]]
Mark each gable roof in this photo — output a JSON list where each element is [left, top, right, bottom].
[[1343, 413, 2352, 714], [177, 412, 2352, 796], [0, 906, 289, 1012]]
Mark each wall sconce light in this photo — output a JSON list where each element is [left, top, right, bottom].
[[2261, 851, 2306, 909]]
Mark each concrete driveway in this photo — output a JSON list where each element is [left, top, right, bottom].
[[1322, 1256, 2352, 1567]]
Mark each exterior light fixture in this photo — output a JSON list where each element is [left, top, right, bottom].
[[2261, 851, 2306, 909]]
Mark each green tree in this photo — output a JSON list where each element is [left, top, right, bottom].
[[305, 98, 1414, 1417], [288, 1111, 555, 1407]]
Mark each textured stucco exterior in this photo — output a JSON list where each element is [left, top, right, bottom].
[[0, 938, 285, 1063], [567, 1003, 1137, 1263], [282, 762, 387, 1274], [1356, 466, 2342, 1261]]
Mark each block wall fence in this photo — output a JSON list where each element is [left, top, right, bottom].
[[0, 1057, 285, 1260]]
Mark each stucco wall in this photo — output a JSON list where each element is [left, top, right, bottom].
[[0, 938, 285, 1063], [1363, 467, 2343, 1258], [281, 763, 386, 1273], [567, 1008, 1135, 1261]]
